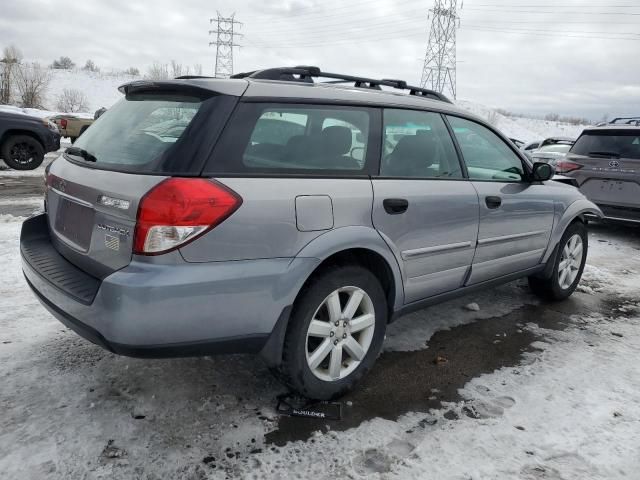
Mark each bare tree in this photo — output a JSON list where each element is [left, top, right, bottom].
[[124, 67, 140, 76], [15, 63, 51, 108], [82, 59, 99, 73], [146, 63, 169, 80], [192, 64, 203, 76], [170, 60, 183, 78], [0, 45, 23, 104], [56, 88, 89, 113], [51, 56, 75, 70]]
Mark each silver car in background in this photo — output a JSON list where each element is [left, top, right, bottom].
[[531, 142, 573, 166], [20, 66, 601, 399]]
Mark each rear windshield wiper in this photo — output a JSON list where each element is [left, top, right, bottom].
[[588, 151, 620, 158], [65, 146, 97, 162]]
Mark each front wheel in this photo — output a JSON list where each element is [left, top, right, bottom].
[[1, 135, 45, 170], [529, 221, 588, 300], [279, 265, 388, 400]]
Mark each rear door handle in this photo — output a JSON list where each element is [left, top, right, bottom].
[[383, 198, 409, 215], [485, 196, 502, 209]]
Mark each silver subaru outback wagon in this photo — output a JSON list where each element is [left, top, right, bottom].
[[21, 67, 601, 399]]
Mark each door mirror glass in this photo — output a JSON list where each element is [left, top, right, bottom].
[[532, 162, 554, 181]]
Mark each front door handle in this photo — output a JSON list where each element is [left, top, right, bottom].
[[485, 196, 502, 209], [383, 198, 409, 215]]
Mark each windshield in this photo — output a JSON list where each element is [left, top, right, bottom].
[[70, 93, 207, 173], [570, 130, 640, 159]]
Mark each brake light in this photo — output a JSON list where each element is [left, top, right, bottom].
[[555, 160, 583, 174], [60, 119, 67, 128], [133, 178, 242, 255]]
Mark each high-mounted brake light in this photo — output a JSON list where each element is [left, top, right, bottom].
[[555, 160, 583, 174], [133, 178, 242, 255]]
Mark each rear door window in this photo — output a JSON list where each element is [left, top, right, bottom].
[[208, 103, 374, 175], [380, 109, 463, 178], [570, 131, 640, 159], [68, 91, 236, 175]]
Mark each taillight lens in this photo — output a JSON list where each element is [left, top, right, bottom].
[[60, 119, 67, 128], [555, 160, 583, 174], [133, 178, 242, 255]]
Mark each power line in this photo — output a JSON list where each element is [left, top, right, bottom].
[[421, 0, 460, 99], [463, 7, 640, 15], [461, 25, 640, 41], [209, 13, 242, 78]]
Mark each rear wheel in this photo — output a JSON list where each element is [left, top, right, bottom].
[[1, 135, 45, 170], [529, 221, 588, 300], [279, 265, 387, 400]]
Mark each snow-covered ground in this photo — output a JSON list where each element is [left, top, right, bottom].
[[0, 187, 639, 479]]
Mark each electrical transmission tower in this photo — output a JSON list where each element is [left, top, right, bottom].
[[420, 0, 460, 99], [209, 13, 242, 78]]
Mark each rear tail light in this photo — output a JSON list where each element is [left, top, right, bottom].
[[555, 160, 583, 174], [133, 178, 242, 255], [60, 119, 67, 128]]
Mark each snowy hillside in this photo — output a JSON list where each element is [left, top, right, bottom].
[[457, 100, 588, 144], [46, 69, 140, 114]]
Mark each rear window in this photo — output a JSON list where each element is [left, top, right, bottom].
[[68, 92, 236, 174], [207, 103, 374, 175], [570, 130, 640, 159]]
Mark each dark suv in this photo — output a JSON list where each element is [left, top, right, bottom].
[[0, 110, 61, 170], [21, 67, 600, 399], [558, 118, 640, 224]]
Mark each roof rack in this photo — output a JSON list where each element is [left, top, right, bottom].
[[230, 66, 452, 104], [610, 116, 640, 126]]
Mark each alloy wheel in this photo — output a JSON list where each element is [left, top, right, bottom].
[[9, 142, 37, 165], [305, 286, 376, 382], [558, 234, 583, 289]]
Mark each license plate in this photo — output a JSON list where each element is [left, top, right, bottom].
[[54, 198, 95, 250]]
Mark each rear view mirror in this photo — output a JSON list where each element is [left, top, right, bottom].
[[532, 162, 554, 182]]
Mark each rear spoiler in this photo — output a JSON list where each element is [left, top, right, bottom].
[[117, 79, 247, 97]]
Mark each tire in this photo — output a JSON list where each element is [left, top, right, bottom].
[[69, 137, 77, 144], [1, 135, 45, 170], [529, 221, 588, 301], [278, 264, 388, 400]]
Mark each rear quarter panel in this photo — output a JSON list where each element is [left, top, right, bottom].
[[179, 177, 375, 261]]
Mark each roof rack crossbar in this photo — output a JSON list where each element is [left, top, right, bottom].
[[231, 66, 452, 103]]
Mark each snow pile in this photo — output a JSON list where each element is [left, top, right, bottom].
[[457, 99, 589, 144]]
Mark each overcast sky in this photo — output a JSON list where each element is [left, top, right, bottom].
[[1, 0, 639, 119]]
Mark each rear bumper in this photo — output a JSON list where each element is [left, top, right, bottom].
[[21, 214, 319, 357], [593, 203, 640, 224]]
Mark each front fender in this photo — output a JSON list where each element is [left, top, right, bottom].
[[543, 198, 603, 263], [295, 225, 405, 310]]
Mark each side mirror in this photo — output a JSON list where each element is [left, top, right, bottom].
[[531, 162, 554, 182]]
